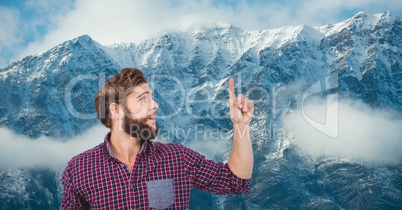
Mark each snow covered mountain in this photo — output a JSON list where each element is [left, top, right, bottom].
[[1, 11, 402, 209]]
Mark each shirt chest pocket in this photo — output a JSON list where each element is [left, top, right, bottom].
[[146, 179, 174, 209]]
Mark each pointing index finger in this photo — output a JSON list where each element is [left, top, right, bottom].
[[228, 77, 235, 101]]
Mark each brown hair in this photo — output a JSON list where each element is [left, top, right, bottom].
[[94, 68, 147, 128]]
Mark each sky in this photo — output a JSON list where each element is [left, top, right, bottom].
[[1, 0, 402, 67]]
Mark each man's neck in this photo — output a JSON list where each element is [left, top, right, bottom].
[[109, 130, 143, 171]]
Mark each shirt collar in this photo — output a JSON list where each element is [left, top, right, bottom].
[[104, 132, 151, 159]]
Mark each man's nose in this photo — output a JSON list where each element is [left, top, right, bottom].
[[151, 98, 158, 110]]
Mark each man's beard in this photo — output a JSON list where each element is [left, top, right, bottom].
[[123, 112, 158, 141]]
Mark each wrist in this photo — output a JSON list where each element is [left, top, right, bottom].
[[233, 122, 250, 129], [233, 123, 250, 138]]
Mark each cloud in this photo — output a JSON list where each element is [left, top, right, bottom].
[[0, 121, 231, 171], [0, 124, 109, 171], [284, 97, 402, 164], [0, 6, 22, 66], [183, 126, 231, 161], [0, 0, 73, 67], [295, 0, 402, 25], [155, 122, 231, 161]]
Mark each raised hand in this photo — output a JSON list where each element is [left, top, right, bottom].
[[228, 78, 254, 125]]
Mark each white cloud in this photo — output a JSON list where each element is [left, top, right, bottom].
[[0, 6, 22, 66], [295, 0, 402, 25], [0, 125, 109, 171], [0, 122, 231, 171], [0, 0, 73, 67], [0, 6, 20, 49], [284, 97, 402, 164], [183, 127, 231, 161]]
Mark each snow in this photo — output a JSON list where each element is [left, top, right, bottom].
[[101, 43, 138, 69], [0, 170, 29, 199], [367, 13, 382, 29], [185, 22, 232, 35], [319, 17, 350, 36]]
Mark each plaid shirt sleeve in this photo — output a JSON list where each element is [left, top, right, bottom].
[[61, 158, 90, 210], [182, 145, 251, 195]]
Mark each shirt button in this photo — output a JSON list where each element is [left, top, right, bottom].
[[131, 184, 135, 189]]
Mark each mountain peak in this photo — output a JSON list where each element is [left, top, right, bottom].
[[69, 34, 97, 47], [318, 11, 383, 36], [184, 22, 244, 34], [348, 11, 401, 24], [349, 11, 381, 28], [380, 11, 394, 18], [352, 11, 369, 19], [378, 11, 401, 23], [73, 34, 93, 42]]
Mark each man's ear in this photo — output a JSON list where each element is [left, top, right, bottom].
[[109, 103, 121, 119]]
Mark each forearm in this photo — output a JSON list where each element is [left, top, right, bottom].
[[227, 123, 254, 179]]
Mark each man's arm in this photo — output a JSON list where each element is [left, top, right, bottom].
[[227, 78, 254, 179], [61, 161, 89, 210], [183, 145, 251, 195]]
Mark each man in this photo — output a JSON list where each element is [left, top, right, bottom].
[[61, 68, 254, 209]]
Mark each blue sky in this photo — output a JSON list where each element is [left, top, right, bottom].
[[1, 0, 402, 67]]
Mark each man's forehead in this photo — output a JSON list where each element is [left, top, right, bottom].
[[130, 83, 152, 95]]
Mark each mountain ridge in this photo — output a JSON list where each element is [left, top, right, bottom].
[[1, 11, 401, 140]]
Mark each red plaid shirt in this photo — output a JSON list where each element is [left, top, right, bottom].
[[61, 133, 251, 209]]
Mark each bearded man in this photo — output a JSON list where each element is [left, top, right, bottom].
[[61, 68, 254, 209]]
